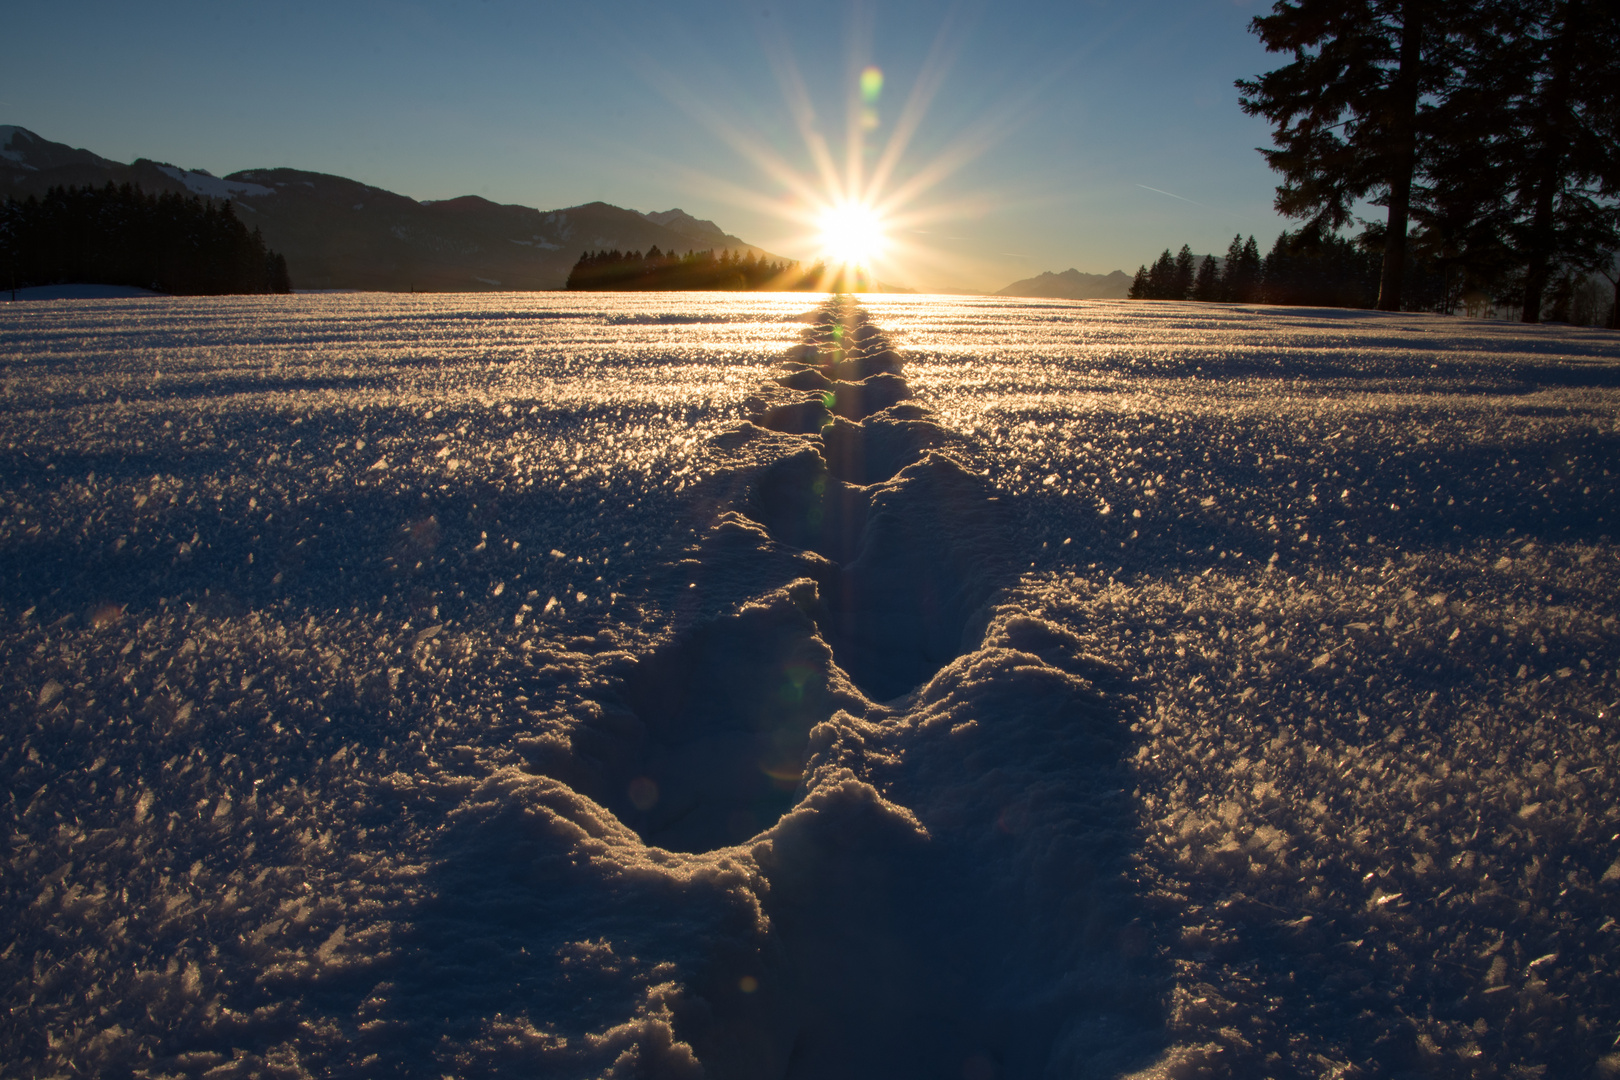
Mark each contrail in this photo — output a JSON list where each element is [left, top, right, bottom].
[[1136, 183, 1207, 208]]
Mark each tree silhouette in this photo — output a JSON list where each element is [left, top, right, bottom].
[[1173, 245, 1197, 301], [565, 248, 827, 291], [1239, 0, 1451, 311], [1191, 255, 1221, 301], [1145, 249, 1178, 299], [1128, 265, 1150, 299], [1, 183, 292, 295], [1445, 0, 1620, 322]]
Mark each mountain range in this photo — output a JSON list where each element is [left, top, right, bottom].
[[2, 125, 1128, 297], [994, 267, 1133, 301], [0, 126, 780, 291]]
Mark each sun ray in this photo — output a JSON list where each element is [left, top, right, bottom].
[[865, 10, 970, 203], [609, 5, 1079, 292]]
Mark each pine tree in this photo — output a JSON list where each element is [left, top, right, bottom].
[[1599, 260, 1620, 330], [1407, 51, 1520, 312], [1146, 249, 1177, 299], [1173, 245, 1197, 300], [1219, 234, 1264, 303], [1488, 0, 1620, 321], [1128, 265, 1150, 299], [1192, 255, 1221, 301], [1239, 236, 1263, 302], [1238, 0, 1452, 312]]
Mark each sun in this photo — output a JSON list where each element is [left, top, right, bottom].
[[818, 202, 887, 267]]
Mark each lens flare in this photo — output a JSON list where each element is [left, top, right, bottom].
[[860, 66, 883, 103]]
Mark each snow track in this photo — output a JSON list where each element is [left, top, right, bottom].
[[3, 293, 1618, 1079], [523, 298, 1164, 1075]]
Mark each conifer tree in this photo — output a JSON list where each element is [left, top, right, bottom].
[[1467, 0, 1620, 321], [1128, 265, 1150, 299], [1218, 235, 1244, 302], [1146, 248, 1177, 299], [1599, 260, 1620, 330], [1173, 245, 1197, 300], [1239, 0, 1450, 312], [1239, 236, 1263, 301], [1219, 234, 1264, 303], [1, 183, 290, 294], [1192, 254, 1221, 301]]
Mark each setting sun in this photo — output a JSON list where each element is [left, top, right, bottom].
[[818, 202, 887, 266]]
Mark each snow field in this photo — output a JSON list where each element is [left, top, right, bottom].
[[1, 292, 1617, 1078]]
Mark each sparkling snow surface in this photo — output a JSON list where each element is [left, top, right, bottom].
[[2, 293, 1618, 1078]]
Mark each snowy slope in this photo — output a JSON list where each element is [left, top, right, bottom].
[[155, 164, 273, 200], [1, 293, 1618, 1078]]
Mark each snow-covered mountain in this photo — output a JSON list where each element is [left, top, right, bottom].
[[996, 267, 1133, 300], [0, 126, 785, 291]]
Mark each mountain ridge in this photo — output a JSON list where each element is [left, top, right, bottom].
[[995, 267, 1132, 301], [0, 126, 786, 292]]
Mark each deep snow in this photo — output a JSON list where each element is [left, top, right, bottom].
[[1, 292, 1618, 1078]]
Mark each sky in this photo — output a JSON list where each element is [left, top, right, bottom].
[[5, 0, 1301, 292]]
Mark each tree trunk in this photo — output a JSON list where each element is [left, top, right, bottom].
[[1376, 1, 1425, 312], [1520, 0, 1582, 323]]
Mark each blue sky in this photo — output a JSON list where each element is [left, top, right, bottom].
[[5, 0, 1298, 291]]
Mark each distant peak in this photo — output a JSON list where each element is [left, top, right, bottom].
[[643, 208, 729, 241], [0, 125, 125, 173]]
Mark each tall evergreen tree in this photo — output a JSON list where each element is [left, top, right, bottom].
[[1128, 265, 1150, 299], [1218, 235, 1244, 301], [1478, 0, 1620, 321], [1238, 0, 1451, 312], [1191, 255, 1221, 301], [1146, 248, 1177, 299], [1240, 236, 1264, 301], [1406, 50, 1520, 311], [1221, 234, 1264, 303], [1173, 245, 1197, 300]]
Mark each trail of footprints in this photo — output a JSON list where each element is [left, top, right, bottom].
[[534, 300, 1154, 1075], [574, 297, 1007, 853]]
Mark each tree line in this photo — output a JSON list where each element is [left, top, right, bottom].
[[566, 246, 837, 291], [1230, 0, 1618, 324], [1130, 229, 1444, 310], [1, 183, 292, 296]]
